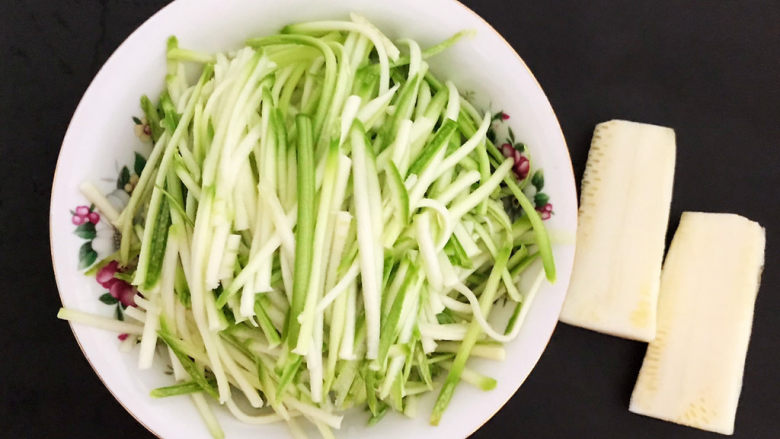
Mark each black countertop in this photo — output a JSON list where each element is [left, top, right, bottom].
[[1, 1, 778, 438]]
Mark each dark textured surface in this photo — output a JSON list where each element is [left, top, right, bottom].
[[1, 1, 778, 438]]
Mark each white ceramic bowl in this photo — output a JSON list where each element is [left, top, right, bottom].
[[50, 0, 577, 437]]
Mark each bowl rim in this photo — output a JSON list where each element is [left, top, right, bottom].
[[49, 1, 574, 438]]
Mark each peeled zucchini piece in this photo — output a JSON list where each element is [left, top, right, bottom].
[[560, 120, 676, 341], [629, 212, 765, 435]]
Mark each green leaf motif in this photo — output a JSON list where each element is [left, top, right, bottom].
[[115, 304, 125, 321], [132, 116, 142, 125], [134, 152, 147, 176], [78, 242, 98, 269], [534, 192, 550, 208], [531, 170, 545, 190], [508, 127, 516, 143], [99, 293, 119, 305], [74, 222, 96, 239], [117, 166, 131, 189]]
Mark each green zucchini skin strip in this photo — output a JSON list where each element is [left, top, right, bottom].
[[247, 35, 337, 144], [135, 65, 213, 287], [407, 119, 458, 177], [158, 320, 220, 400], [430, 246, 511, 425], [286, 114, 316, 349], [458, 108, 556, 281], [151, 380, 215, 398]]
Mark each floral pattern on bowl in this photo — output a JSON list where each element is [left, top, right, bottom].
[[488, 111, 554, 220], [67, 117, 151, 323]]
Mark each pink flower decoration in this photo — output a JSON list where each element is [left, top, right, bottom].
[[87, 211, 100, 224], [536, 203, 553, 220], [96, 260, 136, 307], [501, 112, 510, 120], [514, 156, 530, 180], [96, 261, 120, 288], [500, 143, 530, 180], [501, 143, 514, 157], [110, 281, 136, 307], [118, 333, 129, 341], [72, 205, 93, 225]]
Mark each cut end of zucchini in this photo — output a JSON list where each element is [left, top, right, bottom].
[[629, 212, 765, 435], [560, 119, 676, 342]]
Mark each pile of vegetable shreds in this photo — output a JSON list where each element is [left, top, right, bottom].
[[59, 14, 555, 439]]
